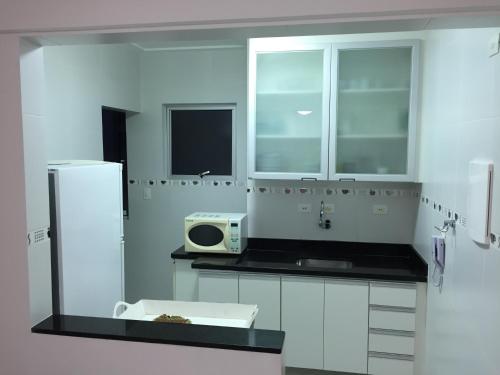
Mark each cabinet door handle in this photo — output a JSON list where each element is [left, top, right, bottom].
[[301, 177, 317, 181]]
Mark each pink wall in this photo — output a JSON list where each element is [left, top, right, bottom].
[[1, 1, 500, 374], [0, 32, 283, 375], [1, 0, 499, 32]]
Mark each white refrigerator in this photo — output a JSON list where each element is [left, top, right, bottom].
[[48, 161, 124, 318]]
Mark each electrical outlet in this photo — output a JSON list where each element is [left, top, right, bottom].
[[298, 203, 312, 213], [143, 187, 152, 200], [324, 203, 335, 214], [373, 204, 388, 215]]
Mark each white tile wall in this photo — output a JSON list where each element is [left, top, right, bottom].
[[125, 48, 247, 302], [20, 41, 52, 324], [414, 27, 500, 375], [249, 181, 420, 243], [43, 44, 141, 160]]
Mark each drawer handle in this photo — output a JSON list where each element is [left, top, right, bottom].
[[370, 305, 416, 313], [369, 352, 414, 361], [370, 282, 417, 289], [369, 328, 415, 337]]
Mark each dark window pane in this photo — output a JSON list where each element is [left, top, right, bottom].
[[188, 225, 224, 246], [170, 109, 233, 176]]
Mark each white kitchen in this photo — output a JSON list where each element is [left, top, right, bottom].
[[15, 13, 500, 375]]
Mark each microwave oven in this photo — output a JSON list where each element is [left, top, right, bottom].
[[184, 212, 248, 254]]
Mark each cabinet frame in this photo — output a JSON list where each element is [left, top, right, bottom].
[[329, 40, 420, 182], [248, 38, 421, 182], [247, 39, 332, 180]]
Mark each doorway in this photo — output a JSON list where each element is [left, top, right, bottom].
[[102, 107, 129, 217]]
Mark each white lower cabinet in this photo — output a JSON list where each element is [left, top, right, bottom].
[[281, 276, 324, 369], [198, 271, 238, 303], [368, 355, 414, 375], [369, 331, 415, 356], [173, 259, 198, 302], [370, 282, 417, 308], [184, 266, 425, 374], [369, 307, 416, 331], [368, 281, 420, 375], [238, 273, 281, 330], [324, 280, 369, 373]]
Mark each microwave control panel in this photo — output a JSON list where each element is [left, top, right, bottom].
[[229, 222, 241, 253]]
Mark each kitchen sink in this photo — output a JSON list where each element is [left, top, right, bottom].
[[237, 250, 354, 270], [296, 258, 353, 269]]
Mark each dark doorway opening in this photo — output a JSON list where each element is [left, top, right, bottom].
[[102, 107, 129, 217]]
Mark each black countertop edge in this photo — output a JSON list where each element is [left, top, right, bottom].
[[171, 238, 427, 283], [171, 238, 427, 260], [32, 315, 285, 354], [191, 261, 427, 283], [171, 248, 239, 260]]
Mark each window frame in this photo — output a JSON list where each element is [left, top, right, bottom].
[[164, 103, 237, 180]]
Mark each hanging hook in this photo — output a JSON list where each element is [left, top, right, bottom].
[[434, 219, 456, 233]]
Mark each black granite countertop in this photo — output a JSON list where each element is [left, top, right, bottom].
[[172, 238, 427, 283], [32, 315, 285, 354]]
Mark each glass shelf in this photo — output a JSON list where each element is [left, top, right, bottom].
[[338, 87, 410, 94], [257, 135, 322, 140], [337, 133, 408, 140], [256, 90, 323, 96]]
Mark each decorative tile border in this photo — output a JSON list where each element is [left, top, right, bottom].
[[128, 178, 245, 188], [419, 194, 466, 228], [246, 184, 420, 199]]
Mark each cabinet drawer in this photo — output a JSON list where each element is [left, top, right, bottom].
[[370, 282, 416, 308], [369, 331, 415, 355], [368, 355, 414, 375], [369, 308, 416, 331]]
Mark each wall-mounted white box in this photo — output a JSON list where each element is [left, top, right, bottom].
[[467, 160, 494, 245]]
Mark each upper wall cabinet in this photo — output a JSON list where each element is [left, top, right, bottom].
[[248, 38, 420, 182], [247, 40, 332, 180]]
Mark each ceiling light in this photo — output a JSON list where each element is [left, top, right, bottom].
[[297, 110, 313, 116]]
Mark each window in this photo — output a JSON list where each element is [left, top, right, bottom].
[[166, 104, 236, 178]]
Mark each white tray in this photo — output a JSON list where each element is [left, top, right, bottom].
[[113, 299, 258, 329]]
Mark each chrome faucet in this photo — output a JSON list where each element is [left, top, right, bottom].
[[319, 200, 331, 229]]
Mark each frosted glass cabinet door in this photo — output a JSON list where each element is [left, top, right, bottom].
[[248, 41, 331, 180], [331, 41, 419, 181]]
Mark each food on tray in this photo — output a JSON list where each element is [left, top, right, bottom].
[[154, 314, 191, 324]]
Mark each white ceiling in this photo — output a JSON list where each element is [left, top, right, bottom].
[[31, 14, 500, 50]]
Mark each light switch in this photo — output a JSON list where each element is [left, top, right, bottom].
[[373, 204, 388, 215], [143, 187, 152, 200], [298, 203, 312, 213]]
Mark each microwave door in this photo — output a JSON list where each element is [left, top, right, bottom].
[[188, 223, 227, 251]]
